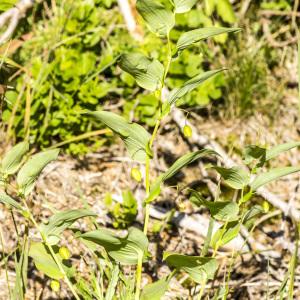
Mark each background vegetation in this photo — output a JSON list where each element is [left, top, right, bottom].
[[0, 0, 300, 299]]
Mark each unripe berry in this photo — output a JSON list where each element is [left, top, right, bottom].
[[50, 280, 60, 292], [183, 125, 192, 138], [131, 167, 142, 182], [59, 246, 71, 260], [262, 201, 270, 213]]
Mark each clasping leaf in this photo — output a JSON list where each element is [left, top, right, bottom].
[[163, 252, 218, 283], [146, 149, 219, 203], [136, 0, 175, 37], [40, 209, 97, 245], [141, 278, 169, 300], [212, 166, 250, 190], [0, 141, 29, 176], [119, 53, 164, 91], [167, 69, 225, 107], [79, 227, 149, 265], [29, 242, 74, 280], [173, 0, 197, 13], [17, 149, 59, 196], [189, 190, 239, 221], [88, 111, 151, 162], [176, 27, 241, 53]]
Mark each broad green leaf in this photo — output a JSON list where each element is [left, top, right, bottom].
[[136, 0, 175, 36], [250, 167, 300, 191], [0, 142, 29, 176], [119, 53, 164, 91], [0, 0, 17, 12], [173, 0, 197, 13], [0, 191, 23, 211], [40, 209, 97, 245], [167, 69, 225, 106], [213, 166, 249, 189], [216, 0, 236, 24], [80, 227, 148, 265], [244, 142, 300, 167], [265, 142, 300, 161], [17, 149, 59, 196], [243, 145, 266, 166], [243, 205, 264, 229], [210, 221, 240, 249], [88, 111, 151, 162], [176, 27, 240, 52], [141, 278, 169, 300], [146, 149, 218, 203], [189, 191, 239, 221], [29, 242, 74, 280], [163, 252, 218, 283]]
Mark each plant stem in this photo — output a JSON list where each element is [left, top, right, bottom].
[[201, 217, 214, 257], [0, 225, 11, 299], [135, 33, 173, 300], [135, 251, 143, 300], [20, 198, 80, 300]]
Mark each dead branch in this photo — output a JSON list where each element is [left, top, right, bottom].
[[116, 0, 143, 41], [0, 0, 34, 45]]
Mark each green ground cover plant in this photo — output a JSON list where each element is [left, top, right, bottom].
[[1, 1, 300, 299], [1, 0, 247, 154]]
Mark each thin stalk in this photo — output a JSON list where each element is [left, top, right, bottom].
[[135, 33, 173, 300], [201, 217, 214, 257], [134, 251, 143, 300], [20, 198, 80, 300], [197, 277, 207, 300], [287, 222, 299, 299], [0, 225, 11, 299]]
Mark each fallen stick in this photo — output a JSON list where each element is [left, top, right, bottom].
[[0, 0, 34, 45], [171, 108, 300, 222]]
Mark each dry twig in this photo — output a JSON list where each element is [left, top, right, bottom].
[[0, 0, 34, 45]]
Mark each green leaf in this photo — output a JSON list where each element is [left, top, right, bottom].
[[40, 209, 97, 245], [0, 142, 29, 176], [212, 166, 250, 189], [119, 53, 164, 91], [189, 191, 239, 221], [243, 205, 264, 229], [167, 69, 225, 106], [244, 142, 300, 167], [88, 111, 151, 162], [0, 191, 23, 211], [205, 0, 215, 16], [105, 264, 119, 300], [216, 0, 236, 24], [243, 145, 266, 166], [210, 221, 240, 249], [163, 252, 218, 283], [265, 142, 300, 161], [250, 166, 300, 191], [176, 27, 240, 52], [29, 242, 74, 280], [80, 227, 149, 265], [141, 278, 169, 300], [17, 149, 59, 196], [173, 0, 197, 13], [136, 0, 175, 36], [146, 149, 218, 203]]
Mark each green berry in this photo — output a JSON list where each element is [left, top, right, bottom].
[[59, 246, 71, 260], [131, 167, 142, 182], [183, 125, 192, 138], [50, 280, 60, 292], [262, 201, 270, 213]]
